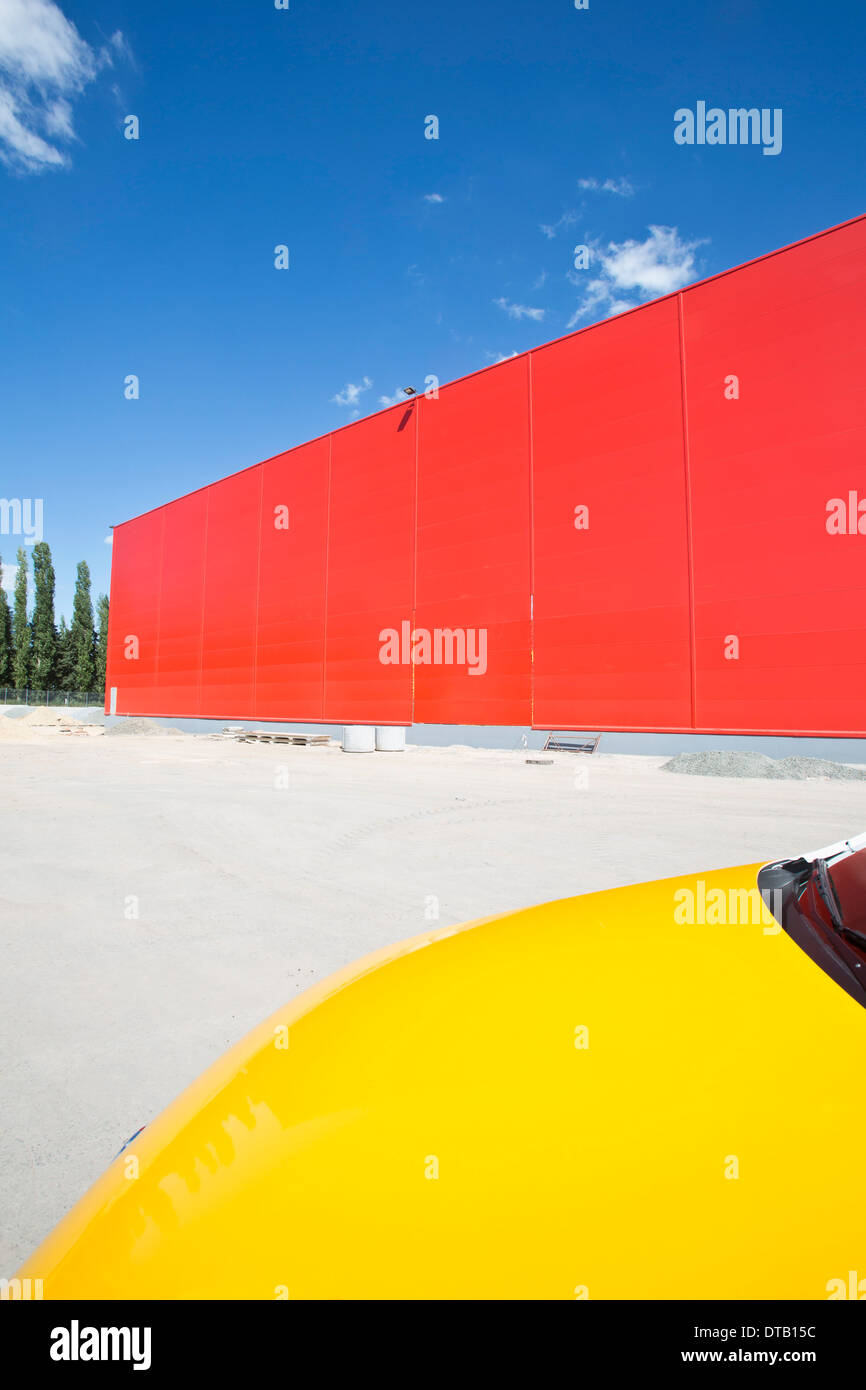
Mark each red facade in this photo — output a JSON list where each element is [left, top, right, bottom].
[[106, 214, 866, 735]]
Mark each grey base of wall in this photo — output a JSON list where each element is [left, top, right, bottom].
[[9, 706, 863, 764]]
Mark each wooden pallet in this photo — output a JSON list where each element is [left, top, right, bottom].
[[234, 731, 332, 746], [543, 732, 601, 755]]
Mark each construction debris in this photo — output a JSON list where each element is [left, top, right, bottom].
[[234, 731, 332, 746], [543, 733, 601, 755], [0, 710, 104, 740]]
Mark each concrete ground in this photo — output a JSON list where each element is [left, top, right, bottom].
[[3, 727, 866, 1271]]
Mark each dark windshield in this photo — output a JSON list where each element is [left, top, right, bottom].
[[758, 846, 866, 1009], [826, 849, 866, 945]]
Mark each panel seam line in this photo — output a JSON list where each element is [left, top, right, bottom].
[[677, 291, 698, 729]]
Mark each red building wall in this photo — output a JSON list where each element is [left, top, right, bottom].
[[255, 438, 329, 723], [106, 214, 866, 736], [414, 355, 532, 726], [531, 295, 693, 732]]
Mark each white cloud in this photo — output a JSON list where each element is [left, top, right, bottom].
[[566, 290, 635, 331], [541, 181, 633, 238], [0, 0, 128, 172], [423, 192, 444, 203], [493, 297, 545, 322], [378, 388, 408, 407], [601, 224, 704, 295], [107, 31, 133, 65], [539, 210, 579, 239], [577, 176, 635, 197], [332, 376, 373, 408], [567, 226, 705, 328], [0, 562, 17, 594], [104, 533, 113, 545], [485, 350, 519, 364]]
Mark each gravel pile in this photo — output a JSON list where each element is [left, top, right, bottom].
[[769, 756, 866, 781], [662, 750, 866, 781], [104, 718, 184, 738]]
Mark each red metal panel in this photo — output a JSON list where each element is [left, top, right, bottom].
[[105, 510, 164, 714], [107, 217, 866, 737], [255, 439, 330, 721], [531, 298, 692, 731], [199, 466, 262, 719], [413, 358, 532, 724], [151, 490, 207, 716], [323, 407, 415, 724], [684, 218, 866, 735]]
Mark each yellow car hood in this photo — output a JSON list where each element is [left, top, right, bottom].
[[16, 862, 866, 1299]]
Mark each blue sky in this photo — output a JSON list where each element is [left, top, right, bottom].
[[0, 0, 864, 620]]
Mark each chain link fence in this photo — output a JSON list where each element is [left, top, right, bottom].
[[1, 689, 104, 707]]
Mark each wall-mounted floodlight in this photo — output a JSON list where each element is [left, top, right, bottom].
[[402, 387, 417, 396]]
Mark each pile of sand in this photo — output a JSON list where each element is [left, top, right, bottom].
[[19, 708, 83, 728], [0, 709, 104, 740], [662, 750, 866, 781], [0, 709, 183, 741], [0, 714, 31, 740]]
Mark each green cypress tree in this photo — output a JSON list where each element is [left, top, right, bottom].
[[0, 556, 11, 686], [54, 616, 76, 690], [96, 593, 110, 693], [71, 561, 95, 693], [11, 547, 30, 691], [31, 541, 56, 689]]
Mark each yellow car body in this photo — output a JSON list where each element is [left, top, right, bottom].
[[15, 860, 866, 1299]]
